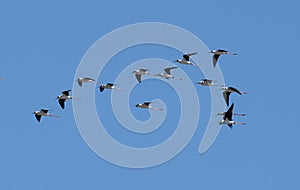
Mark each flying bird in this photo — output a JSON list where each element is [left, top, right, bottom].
[[99, 83, 122, 92], [132, 69, 149, 83], [154, 66, 182, 80], [135, 102, 163, 111], [56, 90, 74, 109], [219, 103, 246, 128], [76, 77, 96, 87], [175, 52, 199, 66], [221, 86, 247, 106], [210, 49, 237, 67], [32, 109, 60, 122], [196, 79, 222, 86]]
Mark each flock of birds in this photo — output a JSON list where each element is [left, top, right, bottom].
[[27, 49, 246, 129]]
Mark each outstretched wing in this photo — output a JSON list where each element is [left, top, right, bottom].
[[62, 90, 71, 96], [213, 54, 221, 67], [35, 114, 42, 122], [223, 91, 231, 106], [164, 67, 177, 75], [99, 86, 105, 92], [225, 103, 234, 121], [144, 102, 152, 106], [135, 74, 142, 83], [202, 79, 212, 83], [140, 68, 149, 72], [107, 83, 114, 87], [58, 99, 66, 109], [228, 87, 242, 95], [183, 52, 197, 61], [41, 109, 48, 113], [84, 77, 95, 81], [217, 49, 228, 53], [77, 80, 82, 87]]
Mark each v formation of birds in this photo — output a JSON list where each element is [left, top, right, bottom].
[[26, 48, 246, 129]]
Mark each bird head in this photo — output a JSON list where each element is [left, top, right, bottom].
[[135, 104, 141, 107], [220, 86, 227, 90]]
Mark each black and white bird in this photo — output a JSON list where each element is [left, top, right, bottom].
[[132, 69, 149, 83], [76, 77, 96, 87], [196, 79, 222, 86], [99, 83, 122, 92], [221, 86, 247, 106], [135, 102, 163, 111], [210, 49, 237, 67], [219, 103, 246, 128], [32, 109, 60, 122], [154, 66, 182, 80], [56, 90, 73, 109], [175, 52, 198, 66]]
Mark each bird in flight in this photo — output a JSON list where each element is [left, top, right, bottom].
[[99, 83, 122, 92], [154, 66, 182, 80], [175, 52, 199, 67], [132, 68, 149, 83], [135, 102, 163, 111], [196, 79, 222, 86], [56, 90, 79, 109], [32, 109, 60, 122], [219, 103, 246, 128], [76, 77, 96, 87], [210, 49, 237, 67], [221, 86, 247, 106]]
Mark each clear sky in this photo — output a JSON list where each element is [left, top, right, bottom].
[[0, 0, 299, 189]]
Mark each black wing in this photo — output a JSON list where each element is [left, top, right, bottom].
[[35, 114, 42, 122], [224, 103, 234, 121], [77, 80, 82, 87], [58, 99, 66, 109], [99, 86, 105, 92], [227, 124, 233, 129], [135, 74, 142, 83], [107, 83, 114, 87], [183, 54, 190, 61], [144, 102, 152, 106], [223, 91, 231, 106], [213, 54, 221, 67], [228, 87, 242, 95], [202, 79, 212, 83], [62, 90, 71, 96], [217, 49, 228, 53], [41, 109, 48, 113]]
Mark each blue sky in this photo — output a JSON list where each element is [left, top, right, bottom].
[[0, 0, 299, 189]]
